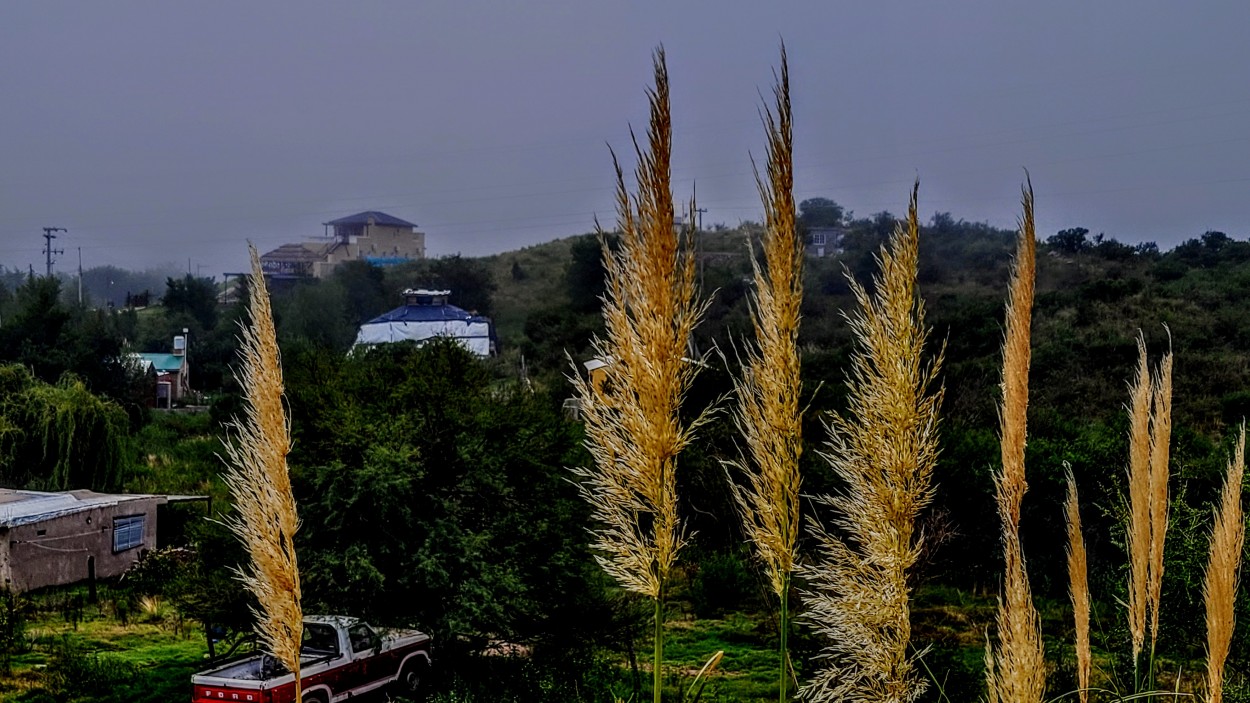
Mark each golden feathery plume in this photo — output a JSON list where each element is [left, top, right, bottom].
[[800, 182, 944, 703], [1125, 333, 1152, 665], [1202, 424, 1245, 703], [986, 180, 1045, 703], [569, 47, 711, 703], [1146, 339, 1173, 653], [570, 44, 709, 599], [730, 40, 802, 606], [221, 244, 303, 699], [1064, 464, 1091, 703], [727, 44, 801, 703]]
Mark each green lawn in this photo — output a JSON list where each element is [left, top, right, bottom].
[[662, 612, 779, 702], [0, 595, 210, 703]]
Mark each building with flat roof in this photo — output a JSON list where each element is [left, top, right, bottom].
[[0, 488, 167, 592]]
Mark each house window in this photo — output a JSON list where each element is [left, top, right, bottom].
[[113, 515, 145, 552], [811, 232, 827, 246]]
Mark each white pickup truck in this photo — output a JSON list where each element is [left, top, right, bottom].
[[191, 616, 431, 703]]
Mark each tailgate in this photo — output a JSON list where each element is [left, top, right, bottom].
[[193, 683, 267, 702]]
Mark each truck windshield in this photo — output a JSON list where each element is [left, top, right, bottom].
[[301, 623, 340, 657]]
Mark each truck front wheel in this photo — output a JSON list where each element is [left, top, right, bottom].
[[302, 692, 328, 703], [391, 658, 428, 700]]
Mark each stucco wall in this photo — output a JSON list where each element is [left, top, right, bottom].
[[0, 497, 163, 593]]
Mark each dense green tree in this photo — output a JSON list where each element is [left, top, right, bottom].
[[273, 280, 356, 353], [798, 197, 844, 228], [161, 275, 218, 331], [0, 276, 130, 400], [1047, 227, 1091, 254], [0, 365, 129, 491], [286, 340, 607, 652], [565, 234, 611, 313], [331, 260, 392, 326]]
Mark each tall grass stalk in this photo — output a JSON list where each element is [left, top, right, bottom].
[[1126, 335, 1152, 675], [1124, 332, 1172, 689], [1202, 425, 1245, 703], [1146, 341, 1173, 684], [727, 45, 802, 703], [1063, 465, 1091, 703], [220, 244, 303, 700], [570, 47, 711, 703], [985, 182, 1045, 703], [799, 183, 943, 703]]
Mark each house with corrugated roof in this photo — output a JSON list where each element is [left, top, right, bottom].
[[354, 289, 495, 356], [130, 333, 190, 408], [260, 210, 426, 280], [0, 488, 167, 592]]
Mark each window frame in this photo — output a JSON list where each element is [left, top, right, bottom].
[[112, 514, 145, 552]]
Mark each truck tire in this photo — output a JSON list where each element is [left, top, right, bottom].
[[391, 657, 428, 700], [302, 693, 328, 703]]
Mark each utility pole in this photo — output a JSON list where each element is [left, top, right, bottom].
[[694, 206, 708, 292], [42, 227, 66, 277], [77, 247, 83, 305]]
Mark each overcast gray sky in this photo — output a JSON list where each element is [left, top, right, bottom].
[[2, 2, 1248, 277]]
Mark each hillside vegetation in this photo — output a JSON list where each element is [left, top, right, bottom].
[[3, 211, 1250, 702]]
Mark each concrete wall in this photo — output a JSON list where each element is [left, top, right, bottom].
[[313, 226, 426, 279], [0, 497, 163, 593], [354, 224, 426, 260]]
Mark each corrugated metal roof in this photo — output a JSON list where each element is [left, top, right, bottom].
[[134, 353, 183, 373], [0, 488, 164, 527], [325, 211, 418, 229]]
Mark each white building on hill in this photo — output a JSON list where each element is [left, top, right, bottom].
[[353, 289, 495, 356]]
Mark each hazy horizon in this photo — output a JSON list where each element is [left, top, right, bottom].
[[3, 2, 1248, 279]]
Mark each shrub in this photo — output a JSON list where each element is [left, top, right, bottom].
[[688, 549, 759, 619]]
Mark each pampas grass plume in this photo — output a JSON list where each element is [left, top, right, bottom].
[[727, 44, 802, 703], [1126, 334, 1152, 665], [221, 244, 303, 699], [730, 42, 803, 605], [569, 47, 711, 703], [986, 180, 1045, 703], [1203, 424, 1245, 703], [1063, 464, 1091, 703], [800, 182, 943, 703], [1147, 341, 1173, 652]]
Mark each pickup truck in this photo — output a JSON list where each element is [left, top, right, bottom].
[[191, 616, 431, 703]]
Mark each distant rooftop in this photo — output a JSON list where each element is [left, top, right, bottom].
[[324, 211, 418, 229], [259, 242, 328, 264], [0, 488, 164, 528], [132, 352, 183, 374], [366, 300, 485, 325]]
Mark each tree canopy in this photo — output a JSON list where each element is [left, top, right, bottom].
[[0, 364, 129, 491], [285, 339, 608, 650]]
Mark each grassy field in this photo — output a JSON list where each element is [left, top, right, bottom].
[[0, 589, 209, 702], [0, 581, 1000, 703], [663, 612, 778, 702], [5, 581, 1206, 703]]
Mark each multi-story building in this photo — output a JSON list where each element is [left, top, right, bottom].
[[260, 211, 426, 280]]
